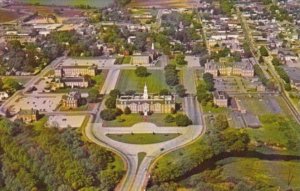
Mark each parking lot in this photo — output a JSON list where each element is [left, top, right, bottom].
[[47, 115, 86, 128], [214, 77, 239, 92], [8, 94, 62, 114]]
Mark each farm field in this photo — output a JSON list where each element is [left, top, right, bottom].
[[0, 9, 22, 23], [129, 0, 197, 8], [115, 70, 168, 94], [18, 0, 113, 8]]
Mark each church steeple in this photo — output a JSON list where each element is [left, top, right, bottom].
[[143, 84, 148, 100]]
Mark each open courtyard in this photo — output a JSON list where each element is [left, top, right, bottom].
[[115, 70, 169, 93]]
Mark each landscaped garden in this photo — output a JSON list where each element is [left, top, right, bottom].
[[103, 113, 177, 127], [106, 133, 180, 144]]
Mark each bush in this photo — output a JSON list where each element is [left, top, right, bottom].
[[159, 89, 170, 95], [259, 46, 269, 57], [164, 114, 175, 123], [100, 109, 117, 121], [124, 107, 131, 115], [100, 108, 122, 121], [170, 107, 176, 114], [174, 54, 187, 65], [175, 114, 192, 127], [284, 83, 292, 91]]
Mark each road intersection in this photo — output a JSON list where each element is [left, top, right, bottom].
[[85, 62, 205, 191]]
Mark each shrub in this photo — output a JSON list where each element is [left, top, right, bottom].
[[124, 107, 131, 115], [164, 114, 175, 123], [175, 114, 192, 127]]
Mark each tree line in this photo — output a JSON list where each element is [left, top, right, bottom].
[[149, 114, 250, 188], [0, 118, 124, 191]]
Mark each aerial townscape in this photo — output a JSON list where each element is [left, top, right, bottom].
[[0, 0, 300, 190]]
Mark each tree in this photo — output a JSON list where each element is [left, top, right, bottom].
[[135, 66, 148, 77], [203, 73, 214, 91], [134, 32, 147, 52], [124, 107, 131, 115], [272, 57, 282, 66], [109, 89, 120, 99], [88, 88, 98, 103], [174, 54, 187, 65], [116, 0, 131, 6], [175, 84, 186, 97], [159, 89, 170, 95], [105, 97, 116, 109], [196, 81, 213, 105], [100, 109, 117, 121], [164, 64, 179, 86], [2, 78, 22, 94], [214, 114, 229, 130], [175, 114, 192, 127], [259, 46, 269, 57]]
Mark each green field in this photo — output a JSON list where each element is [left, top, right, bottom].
[[103, 114, 177, 127], [116, 70, 168, 94], [137, 152, 147, 169], [106, 133, 180, 144], [180, 157, 300, 190], [233, 94, 291, 117]]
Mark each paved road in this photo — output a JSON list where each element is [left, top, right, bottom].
[[0, 56, 65, 116], [100, 69, 120, 95], [22, 56, 65, 93], [184, 95, 202, 125], [182, 67, 197, 95]]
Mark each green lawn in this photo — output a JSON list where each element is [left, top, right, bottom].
[[106, 133, 180, 144], [138, 152, 147, 170], [122, 56, 132, 64], [234, 95, 290, 116], [59, 104, 89, 111], [115, 70, 168, 94], [202, 101, 228, 114], [103, 113, 177, 127]]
